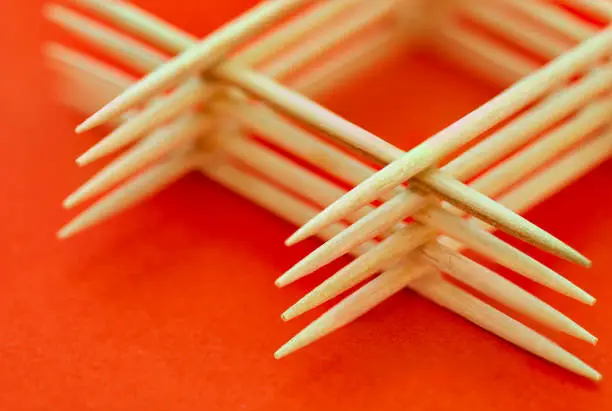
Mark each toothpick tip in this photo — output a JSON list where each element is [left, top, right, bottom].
[[56, 226, 73, 240], [280, 310, 294, 322], [567, 323, 598, 345], [587, 368, 603, 382], [76, 108, 109, 133], [561, 279, 595, 305], [75, 156, 88, 166], [285, 230, 306, 246], [581, 293, 596, 306], [62, 196, 77, 209], [274, 277, 288, 288], [575, 254, 592, 268], [273, 345, 291, 360], [75, 122, 90, 134], [75, 147, 101, 166], [559, 245, 591, 267]]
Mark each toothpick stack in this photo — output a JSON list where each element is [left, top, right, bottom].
[[46, 0, 611, 381]]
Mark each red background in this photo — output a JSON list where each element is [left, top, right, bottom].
[[1, 1, 611, 410]]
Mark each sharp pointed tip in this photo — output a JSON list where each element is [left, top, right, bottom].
[[581, 292, 596, 306], [587, 368, 602, 382], [76, 156, 88, 166], [76, 145, 104, 166], [559, 245, 591, 267], [576, 254, 592, 268], [62, 196, 76, 209], [281, 305, 302, 321], [76, 115, 102, 134], [77, 105, 113, 133], [76, 152, 93, 165], [273, 345, 291, 360], [286, 230, 307, 246], [567, 323, 598, 345], [562, 281, 595, 306], [75, 123, 90, 134], [274, 277, 288, 288], [275, 269, 304, 288], [57, 226, 72, 240]]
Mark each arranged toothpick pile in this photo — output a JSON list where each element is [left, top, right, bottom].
[[46, 0, 612, 381]]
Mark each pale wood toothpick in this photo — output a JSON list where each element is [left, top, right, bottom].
[[45, 0, 610, 381], [50, 1, 595, 306], [60, 0, 591, 266]]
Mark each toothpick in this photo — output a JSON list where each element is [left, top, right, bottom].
[[290, 27, 403, 95], [493, 131, 612, 220], [50, 6, 596, 304], [464, 1, 569, 59], [499, 0, 596, 42], [59, 58, 603, 378], [275, 257, 432, 359], [58, 154, 198, 239], [446, 64, 612, 181], [440, 129, 612, 251], [275, 191, 425, 287], [410, 273, 601, 381], [45, 43, 136, 114], [55, 49, 599, 327], [277, 89, 608, 288], [51, 1, 383, 164], [223, 136, 376, 224], [562, 0, 612, 21], [289, 26, 612, 244], [277, 263, 600, 381], [285, 58, 609, 267], [49, 0, 608, 382], [221, 117, 594, 305], [204, 162, 599, 380], [420, 243, 597, 343], [45, 4, 167, 73], [44, 42, 134, 91], [65, 0, 579, 261], [281, 224, 435, 319], [435, 22, 538, 86], [470, 98, 612, 198], [221, 112, 594, 304], [64, 114, 208, 208], [258, 0, 395, 79], [418, 168, 590, 266], [416, 206, 594, 304], [76, 0, 310, 132], [233, 0, 364, 67], [76, 79, 210, 165]]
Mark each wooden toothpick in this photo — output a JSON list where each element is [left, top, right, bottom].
[[288, 25, 612, 251], [54, 50, 604, 381], [75, 0, 310, 132], [47, 0, 610, 381], [62, 0, 590, 265]]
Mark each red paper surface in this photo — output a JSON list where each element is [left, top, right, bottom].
[[1, 1, 611, 410]]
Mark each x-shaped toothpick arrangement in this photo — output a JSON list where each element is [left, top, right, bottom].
[[46, 0, 612, 381]]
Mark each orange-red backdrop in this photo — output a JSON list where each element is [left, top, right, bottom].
[[1, 1, 611, 410]]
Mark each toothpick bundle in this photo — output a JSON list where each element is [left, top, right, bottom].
[[45, 0, 611, 381]]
